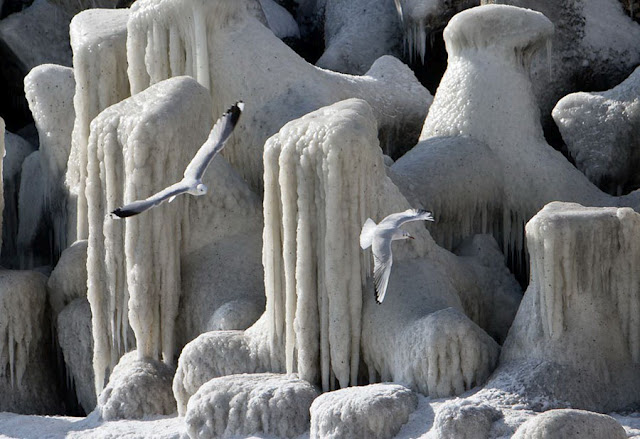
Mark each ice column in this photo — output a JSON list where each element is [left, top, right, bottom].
[[68, 9, 130, 242], [86, 77, 212, 393]]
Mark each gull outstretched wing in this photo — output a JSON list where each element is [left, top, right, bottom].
[[379, 208, 434, 229], [111, 181, 190, 218], [372, 238, 393, 304]]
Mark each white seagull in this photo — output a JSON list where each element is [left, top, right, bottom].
[[360, 208, 434, 304], [111, 101, 244, 218]]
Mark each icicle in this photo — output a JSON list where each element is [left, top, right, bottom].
[[546, 38, 553, 82], [192, 3, 210, 90]]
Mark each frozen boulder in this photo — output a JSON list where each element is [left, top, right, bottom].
[[432, 399, 502, 439], [96, 351, 176, 420], [489, 202, 640, 412], [553, 65, 640, 194], [57, 297, 95, 414], [259, 0, 299, 39], [184, 373, 319, 439], [47, 240, 87, 319], [512, 409, 627, 439], [309, 383, 417, 439]]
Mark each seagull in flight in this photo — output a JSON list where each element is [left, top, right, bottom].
[[111, 101, 244, 218], [360, 208, 434, 304]]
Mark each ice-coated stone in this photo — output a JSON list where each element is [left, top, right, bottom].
[[316, 0, 402, 75], [184, 373, 319, 439], [96, 351, 176, 420], [432, 399, 502, 439], [57, 297, 95, 414], [489, 202, 640, 412], [309, 383, 417, 439], [553, 65, 640, 194], [512, 409, 627, 439], [47, 240, 87, 319]]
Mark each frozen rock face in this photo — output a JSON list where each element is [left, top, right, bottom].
[[127, 0, 430, 191], [57, 297, 95, 414], [184, 373, 319, 439], [553, 65, 640, 195], [512, 409, 627, 439], [309, 383, 417, 439], [47, 240, 87, 321], [316, 0, 402, 75], [0, 270, 63, 414], [24, 64, 76, 262], [86, 76, 210, 394], [489, 202, 640, 412], [486, 0, 640, 118], [67, 8, 130, 242], [96, 351, 176, 420], [432, 399, 502, 439]]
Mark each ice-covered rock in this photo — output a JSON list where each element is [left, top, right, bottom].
[[47, 240, 87, 320], [184, 373, 319, 439], [488, 202, 640, 412], [127, 0, 430, 190], [512, 409, 627, 439], [316, 0, 402, 75], [486, 0, 640, 118], [309, 383, 417, 439], [553, 65, 640, 194], [259, 0, 300, 39], [432, 398, 501, 439], [0, 270, 63, 414], [67, 8, 130, 241], [96, 351, 176, 420], [57, 297, 95, 414]]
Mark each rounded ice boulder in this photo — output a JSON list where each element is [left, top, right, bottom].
[[433, 399, 502, 439], [512, 409, 627, 439]]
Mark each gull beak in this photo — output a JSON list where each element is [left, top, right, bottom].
[[408, 235, 415, 240]]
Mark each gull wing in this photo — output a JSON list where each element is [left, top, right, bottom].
[[111, 181, 191, 218], [183, 101, 244, 181], [372, 237, 393, 304], [379, 208, 434, 229]]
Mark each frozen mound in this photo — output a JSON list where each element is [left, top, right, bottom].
[[184, 373, 319, 439], [96, 351, 176, 420], [401, 4, 640, 265], [316, 0, 402, 74], [432, 399, 501, 439], [512, 409, 627, 439], [486, 202, 640, 412], [85, 76, 210, 394], [67, 8, 130, 242], [57, 298, 95, 414], [258, 0, 299, 39], [309, 383, 417, 439], [486, 0, 640, 118], [127, 0, 430, 190], [47, 240, 87, 319], [24, 64, 76, 260], [553, 65, 640, 194], [0, 270, 62, 414]]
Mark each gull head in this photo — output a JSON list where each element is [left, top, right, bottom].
[[402, 231, 414, 240], [195, 183, 208, 195]]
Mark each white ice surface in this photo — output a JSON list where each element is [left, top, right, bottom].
[[259, 0, 300, 39]]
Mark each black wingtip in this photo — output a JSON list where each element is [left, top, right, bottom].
[[374, 288, 382, 304], [111, 208, 137, 218], [226, 101, 244, 125]]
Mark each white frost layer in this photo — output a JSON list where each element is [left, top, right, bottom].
[[96, 351, 176, 420], [432, 398, 501, 439], [259, 0, 300, 39], [553, 65, 640, 194], [47, 240, 88, 319], [127, 0, 430, 189], [513, 409, 627, 439], [67, 8, 130, 241], [86, 77, 211, 394], [184, 373, 319, 439], [310, 383, 417, 439]]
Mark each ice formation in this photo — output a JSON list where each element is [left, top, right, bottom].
[[512, 409, 627, 439], [184, 373, 319, 439], [309, 383, 418, 439], [316, 0, 402, 75], [258, 0, 299, 40], [96, 351, 176, 420], [126, 0, 430, 190], [47, 240, 87, 320], [432, 399, 502, 439], [553, 65, 640, 194], [67, 8, 130, 242], [16, 151, 46, 267]]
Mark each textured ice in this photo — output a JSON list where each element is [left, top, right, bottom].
[[432, 399, 501, 439], [309, 383, 417, 439], [16, 151, 46, 268], [553, 65, 640, 194], [512, 409, 627, 439], [47, 240, 87, 320], [258, 0, 300, 39], [184, 373, 319, 439], [96, 351, 176, 420], [127, 0, 430, 190]]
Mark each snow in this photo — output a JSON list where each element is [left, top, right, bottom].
[[432, 398, 501, 439], [309, 383, 418, 439]]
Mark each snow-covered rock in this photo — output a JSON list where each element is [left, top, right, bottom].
[[184, 373, 319, 439], [316, 0, 402, 75], [512, 409, 627, 439], [490, 202, 640, 412], [553, 65, 640, 194], [96, 351, 176, 420], [432, 399, 501, 439], [57, 297, 95, 414], [67, 8, 130, 242], [309, 383, 417, 439], [47, 240, 87, 320]]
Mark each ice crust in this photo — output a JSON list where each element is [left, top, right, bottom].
[[512, 409, 627, 439]]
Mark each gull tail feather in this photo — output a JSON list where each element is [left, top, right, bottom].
[[360, 218, 377, 249]]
